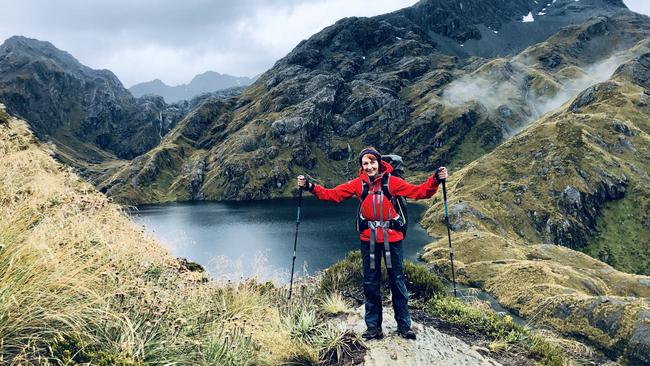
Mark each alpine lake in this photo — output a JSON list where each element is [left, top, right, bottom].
[[131, 197, 525, 321], [131, 197, 434, 282]]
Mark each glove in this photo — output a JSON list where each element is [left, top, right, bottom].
[[305, 179, 315, 192], [299, 176, 315, 192]]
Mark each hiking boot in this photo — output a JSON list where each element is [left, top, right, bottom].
[[397, 326, 416, 340], [362, 327, 384, 340]]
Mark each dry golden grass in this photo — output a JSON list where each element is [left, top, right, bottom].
[[0, 111, 353, 365]]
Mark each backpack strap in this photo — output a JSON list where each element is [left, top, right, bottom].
[[381, 173, 393, 201], [360, 180, 370, 200]]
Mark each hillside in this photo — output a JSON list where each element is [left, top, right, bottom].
[[0, 107, 360, 365], [0, 36, 178, 161], [99, 0, 640, 204], [421, 51, 650, 364], [1, 106, 578, 365]]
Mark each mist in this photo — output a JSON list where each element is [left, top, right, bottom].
[[441, 46, 649, 129]]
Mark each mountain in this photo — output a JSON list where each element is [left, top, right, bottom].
[[421, 49, 650, 363], [129, 71, 255, 103], [0, 36, 178, 162], [0, 36, 251, 181], [102, 0, 633, 202]]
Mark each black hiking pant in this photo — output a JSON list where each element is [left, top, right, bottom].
[[360, 240, 411, 330]]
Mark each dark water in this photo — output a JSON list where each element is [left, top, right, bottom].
[[131, 197, 434, 282]]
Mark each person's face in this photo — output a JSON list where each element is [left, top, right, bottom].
[[361, 155, 379, 177]]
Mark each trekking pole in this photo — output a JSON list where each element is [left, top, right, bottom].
[[441, 177, 458, 298], [288, 187, 303, 300]]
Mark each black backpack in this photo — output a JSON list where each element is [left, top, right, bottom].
[[356, 154, 409, 237]]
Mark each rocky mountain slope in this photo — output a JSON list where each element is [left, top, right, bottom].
[[0, 36, 177, 161], [0, 37, 251, 182], [130, 71, 255, 103], [100, 0, 638, 203], [421, 50, 650, 364]]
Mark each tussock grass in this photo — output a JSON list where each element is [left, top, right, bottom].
[[319, 292, 351, 316], [0, 114, 358, 365]]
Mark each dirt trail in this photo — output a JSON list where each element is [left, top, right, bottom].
[[345, 306, 502, 366]]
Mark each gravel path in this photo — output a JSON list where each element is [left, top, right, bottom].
[[345, 306, 502, 366]]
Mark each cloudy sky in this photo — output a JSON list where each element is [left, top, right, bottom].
[[0, 0, 647, 88]]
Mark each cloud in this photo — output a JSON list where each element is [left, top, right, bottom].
[[441, 44, 650, 135], [0, 0, 417, 87], [623, 0, 650, 18]]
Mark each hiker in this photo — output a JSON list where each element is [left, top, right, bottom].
[[297, 147, 448, 340]]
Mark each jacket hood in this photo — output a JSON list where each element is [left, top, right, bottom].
[[359, 160, 393, 183]]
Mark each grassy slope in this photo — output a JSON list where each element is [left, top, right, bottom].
[[419, 55, 650, 361], [0, 109, 370, 365]]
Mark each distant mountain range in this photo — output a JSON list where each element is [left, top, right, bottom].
[[129, 71, 256, 103]]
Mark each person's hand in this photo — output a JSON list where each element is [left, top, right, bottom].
[[297, 175, 313, 191], [297, 175, 307, 189], [435, 167, 448, 181]]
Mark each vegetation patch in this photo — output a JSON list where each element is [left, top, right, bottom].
[[320, 251, 446, 303], [424, 296, 565, 366], [583, 187, 650, 275]]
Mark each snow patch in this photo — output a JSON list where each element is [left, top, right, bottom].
[[538, 12, 546, 15], [395, 36, 402, 40], [493, 30, 499, 34], [522, 12, 535, 22]]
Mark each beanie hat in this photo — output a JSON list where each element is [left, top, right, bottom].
[[358, 147, 381, 166]]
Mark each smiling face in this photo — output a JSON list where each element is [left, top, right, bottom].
[[361, 154, 379, 178]]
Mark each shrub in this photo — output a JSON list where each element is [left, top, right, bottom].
[[403, 260, 447, 300], [320, 251, 447, 301], [425, 297, 565, 366]]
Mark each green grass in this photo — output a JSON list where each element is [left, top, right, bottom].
[[0, 108, 9, 124], [425, 296, 566, 366], [320, 251, 447, 301], [583, 188, 650, 275]]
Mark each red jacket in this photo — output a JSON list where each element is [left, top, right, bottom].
[[311, 161, 440, 243]]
